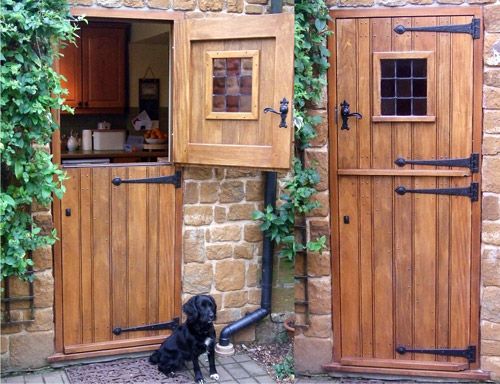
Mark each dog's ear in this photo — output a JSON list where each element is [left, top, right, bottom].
[[209, 295, 217, 321], [182, 296, 199, 320]]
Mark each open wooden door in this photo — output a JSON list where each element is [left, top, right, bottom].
[[173, 13, 294, 170], [328, 8, 483, 378]]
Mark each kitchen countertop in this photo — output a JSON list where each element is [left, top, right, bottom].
[[61, 150, 168, 159]]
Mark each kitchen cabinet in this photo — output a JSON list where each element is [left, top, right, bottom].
[[60, 23, 127, 113]]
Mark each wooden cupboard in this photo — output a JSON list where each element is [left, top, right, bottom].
[[59, 23, 127, 113]]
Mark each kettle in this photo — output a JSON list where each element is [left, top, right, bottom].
[[67, 131, 79, 151]]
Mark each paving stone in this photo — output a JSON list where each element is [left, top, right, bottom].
[[212, 365, 233, 382], [233, 353, 252, 362], [24, 374, 43, 383], [3, 376, 25, 383], [252, 376, 276, 383], [237, 378, 258, 383], [240, 360, 267, 376], [224, 363, 251, 379], [42, 371, 68, 384]]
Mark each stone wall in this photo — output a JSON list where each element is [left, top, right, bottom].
[[295, 0, 500, 379]]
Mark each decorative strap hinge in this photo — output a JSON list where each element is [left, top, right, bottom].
[[396, 345, 476, 363], [394, 153, 479, 173], [112, 171, 182, 188], [395, 182, 478, 201], [113, 317, 180, 336], [394, 18, 480, 39]]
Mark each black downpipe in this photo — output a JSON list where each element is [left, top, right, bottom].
[[218, 172, 277, 346]]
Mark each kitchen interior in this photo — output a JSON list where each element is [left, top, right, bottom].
[[59, 20, 172, 166]]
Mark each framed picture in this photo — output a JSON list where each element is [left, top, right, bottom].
[[139, 79, 160, 119]]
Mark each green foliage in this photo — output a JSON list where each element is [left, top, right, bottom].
[[0, 0, 81, 280], [273, 352, 295, 380], [253, 1, 330, 261]]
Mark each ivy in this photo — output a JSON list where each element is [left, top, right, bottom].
[[0, 0, 81, 280], [253, 1, 331, 261]]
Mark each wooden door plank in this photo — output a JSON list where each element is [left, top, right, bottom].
[[339, 176, 361, 357], [340, 357, 468, 371], [92, 167, 112, 342], [62, 169, 82, 347], [435, 16, 452, 360], [411, 17, 438, 360], [127, 167, 149, 339], [80, 168, 93, 344], [337, 19, 358, 170], [371, 17, 394, 360], [110, 167, 129, 340], [392, 17, 414, 360], [450, 16, 473, 361]]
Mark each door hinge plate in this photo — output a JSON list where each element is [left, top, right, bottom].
[[395, 182, 478, 201], [394, 153, 479, 173], [112, 171, 181, 188], [394, 18, 480, 39], [396, 345, 476, 363], [113, 317, 180, 335]]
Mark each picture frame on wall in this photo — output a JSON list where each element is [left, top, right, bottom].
[[139, 78, 160, 120]]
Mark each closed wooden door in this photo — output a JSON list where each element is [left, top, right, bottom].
[[330, 9, 482, 375], [60, 165, 180, 354], [59, 38, 82, 108]]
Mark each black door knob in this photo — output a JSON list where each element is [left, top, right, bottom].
[[340, 100, 362, 130]]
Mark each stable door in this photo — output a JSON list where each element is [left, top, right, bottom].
[[329, 8, 482, 376]]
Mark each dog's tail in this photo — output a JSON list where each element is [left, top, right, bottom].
[[149, 350, 160, 365]]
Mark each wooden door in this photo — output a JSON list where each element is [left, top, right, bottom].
[[59, 38, 82, 108], [82, 25, 126, 109], [173, 13, 294, 170], [59, 165, 180, 355], [330, 9, 482, 375]]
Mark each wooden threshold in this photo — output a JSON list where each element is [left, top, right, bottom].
[[340, 357, 468, 372], [63, 335, 168, 354], [323, 362, 491, 381], [337, 169, 470, 177], [48, 344, 160, 363]]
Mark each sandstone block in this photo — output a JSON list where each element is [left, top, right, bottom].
[[244, 224, 263, 242], [223, 291, 248, 308], [468, 0, 494, 3], [483, 134, 500, 156], [184, 167, 213, 180], [200, 182, 219, 203], [32, 199, 50, 213], [183, 229, 205, 263], [183, 263, 213, 294], [486, 4, 500, 32], [246, 0, 267, 3], [295, 280, 305, 302], [33, 212, 53, 236], [148, 0, 171, 9], [227, 0, 243, 12], [308, 277, 332, 315], [206, 244, 232, 260], [10, 331, 55, 369], [485, 68, 500, 87], [485, 33, 500, 66], [483, 156, 500, 192], [233, 325, 256, 343], [483, 222, 500, 246], [304, 150, 328, 192], [306, 192, 330, 217], [409, 0, 432, 4], [294, 335, 333, 374], [482, 356, 500, 380], [226, 169, 259, 178], [484, 86, 500, 109], [437, 0, 464, 4], [377, 0, 406, 6], [234, 244, 254, 259], [482, 320, 500, 341], [307, 251, 331, 277], [304, 315, 332, 338], [220, 181, 244, 203], [74, 0, 94, 5], [217, 308, 241, 323], [248, 288, 261, 304], [307, 109, 328, 148], [246, 180, 263, 201], [1, 335, 8, 354], [183, 182, 199, 204], [207, 225, 241, 242], [245, 4, 264, 13], [96, 0, 122, 7], [124, 0, 144, 6], [8, 277, 30, 297], [26, 308, 54, 332], [483, 195, 500, 220], [184, 206, 213, 226], [215, 260, 245, 291], [199, 0, 223, 11], [32, 246, 52, 271], [309, 219, 331, 250], [214, 206, 226, 223], [339, 0, 374, 5], [246, 263, 260, 287], [211, 293, 222, 310], [482, 248, 500, 286], [228, 204, 256, 221], [484, 110, 500, 133], [34, 271, 54, 308], [483, 340, 500, 357], [482, 286, 500, 322]]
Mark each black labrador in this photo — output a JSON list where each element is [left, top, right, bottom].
[[149, 294, 219, 384]]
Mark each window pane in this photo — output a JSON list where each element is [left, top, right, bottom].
[[226, 58, 241, 76], [413, 59, 427, 77], [381, 79, 395, 97], [413, 79, 426, 97], [381, 98, 395, 115], [397, 79, 411, 97], [240, 95, 252, 112], [413, 99, 427, 115], [240, 76, 252, 95], [226, 76, 239, 96], [213, 77, 226, 95], [396, 98, 411, 115], [396, 60, 411, 77], [381, 60, 395, 78], [213, 95, 225, 112], [213, 59, 226, 76]]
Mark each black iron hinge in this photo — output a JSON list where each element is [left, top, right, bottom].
[[113, 317, 180, 336], [394, 18, 480, 39], [395, 182, 478, 201], [396, 345, 476, 363], [112, 170, 181, 188], [394, 153, 479, 173]]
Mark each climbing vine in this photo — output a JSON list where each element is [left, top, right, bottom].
[[253, 1, 331, 261], [0, 0, 81, 280]]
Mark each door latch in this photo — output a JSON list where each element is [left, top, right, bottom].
[[264, 98, 289, 128], [340, 100, 362, 130]]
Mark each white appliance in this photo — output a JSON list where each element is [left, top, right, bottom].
[[93, 130, 126, 150]]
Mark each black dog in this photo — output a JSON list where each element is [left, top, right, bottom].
[[149, 295, 218, 384]]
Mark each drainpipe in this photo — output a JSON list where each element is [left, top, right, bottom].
[[215, 172, 277, 355]]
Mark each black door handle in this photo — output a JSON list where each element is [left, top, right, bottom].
[[264, 97, 289, 128], [340, 100, 362, 130]]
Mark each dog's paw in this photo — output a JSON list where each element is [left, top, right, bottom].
[[210, 373, 220, 381], [195, 379, 205, 384]]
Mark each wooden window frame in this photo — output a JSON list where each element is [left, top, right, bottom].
[[205, 49, 260, 120], [373, 51, 435, 123]]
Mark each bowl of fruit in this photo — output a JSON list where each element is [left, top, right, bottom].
[[144, 128, 167, 144]]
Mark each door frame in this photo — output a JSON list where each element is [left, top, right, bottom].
[[51, 8, 184, 361], [327, 6, 484, 377]]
